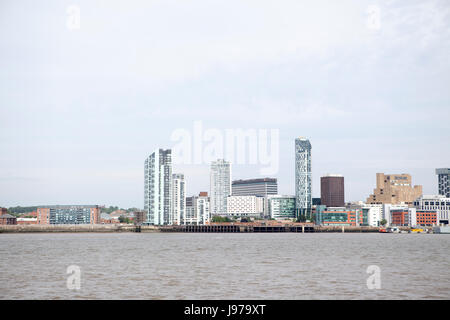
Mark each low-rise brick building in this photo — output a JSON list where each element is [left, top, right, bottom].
[[0, 213, 17, 225]]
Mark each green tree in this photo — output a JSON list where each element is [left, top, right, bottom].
[[380, 219, 387, 226], [7, 206, 38, 214], [211, 215, 232, 223], [118, 216, 131, 224]]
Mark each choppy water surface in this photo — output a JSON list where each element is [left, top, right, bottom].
[[0, 233, 449, 299]]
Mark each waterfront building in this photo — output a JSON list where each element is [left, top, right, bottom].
[[227, 195, 264, 218], [197, 193, 210, 225], [0, 213, 17, 225], [388, 208, 437, 227], [172, 173, 186, 225], [16, 217, 38, 225], [436, 168, 450, 198], [414, 195, 450, 225], [362, 204, 383, 227], [184, 196, 195, 225], [133, 211, 145, 225], [382, 204, 409, 226], [231, 178, 277, 197], [390, 209, 415, 227], [366, 173, 422, 205], [315, 207, 365, 226], [100, 213, 120, 224], [210, 159, 231, 216], [267, 195, 296, 220], [36, 205, 100, 224], [415, 210, 438, 227], [144, 149, 172, 225], [184, 192, 210, 225], [320, 174, 345, 207], [295, 137, 312, 220]]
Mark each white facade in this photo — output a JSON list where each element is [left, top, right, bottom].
[[363, 204, 383, 227], [197, 196, 210, 225], [382, 204, 420, 226], [227, 195, 264, 217], [210, 159, 231, 216], [414, 195, 450, 224], [144, 149, 172, 225], [183, 194, 210, 225], [295, 137, 312, 219], [382, 204, 408, 226], [172, 174, 185, 226]]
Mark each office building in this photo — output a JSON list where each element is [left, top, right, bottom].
[[210, 159, 231, 216], [172, 173, 186, 225], [362, 204, 383, 227], [414, 195, 450, 225], [37, 205, 100, 224], [231, 178, 277, 197], [366, 173, 422, 205], [184, 192, 210, 225], [390, 209, 415, 227], [436, 168, 450, 198], [315, 207, 365, 226], [382, 204, 409, 226], [295, 137, 312, 220], [227, 195, 264, 218], [387, 207, 437, 227], [321, 174, 345, 207], [144, 149, 172, 225], [267, 195, 296, 220], [415, 210, 438, 226]]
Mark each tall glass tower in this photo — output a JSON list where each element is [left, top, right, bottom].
[[436, 168, 450, 198], [144, 149, 172, 225], [210, 159, 231, 216], [295, 137, 312, 221]]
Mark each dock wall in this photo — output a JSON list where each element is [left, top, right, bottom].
[[0, 224, 383, 233], [0, 224, 160, 233]]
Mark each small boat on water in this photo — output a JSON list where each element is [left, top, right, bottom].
[[389, 227, 401, 233], [379, 227, 401, 233]]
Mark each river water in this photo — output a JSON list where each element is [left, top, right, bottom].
[[0, 233, 449, 299]]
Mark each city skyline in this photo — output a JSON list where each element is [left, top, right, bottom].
[[1, 1, 450, 208], [0, 141, 448, 209], [1, 0, 450, 305]]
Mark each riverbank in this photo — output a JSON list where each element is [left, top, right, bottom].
[[0, 224, 402, 233], [0, 224, 160, 233], [1, 224, 440, 234]]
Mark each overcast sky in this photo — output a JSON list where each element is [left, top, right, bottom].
[[1, 0, 449, 208]]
